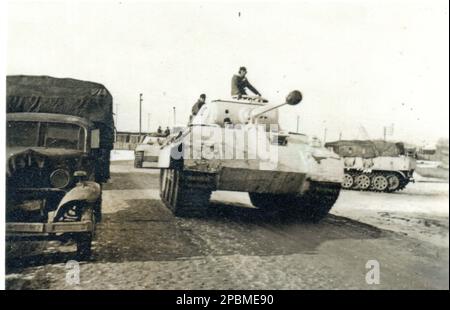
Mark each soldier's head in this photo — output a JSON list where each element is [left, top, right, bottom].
[[199, 94, 206, 102], [238, 66, 247, 77]]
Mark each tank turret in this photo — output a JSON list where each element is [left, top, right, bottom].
[[191, 91, 302, 128]]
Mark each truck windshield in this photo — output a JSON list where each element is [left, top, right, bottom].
[[7, 121, 86, 150], [43, 123, 86, 150], [7, 121, 39, 147]]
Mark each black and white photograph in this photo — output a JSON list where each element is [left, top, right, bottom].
[[1, 0, 448, 295]]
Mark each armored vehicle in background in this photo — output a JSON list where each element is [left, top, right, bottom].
[[325, 140, 416, 192], [158, 92, 344, 222], [134, 126, 185, 168], [6, 75, 114, 259], [134, 133, 167, 168]]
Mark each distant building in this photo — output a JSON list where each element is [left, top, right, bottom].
[[416, 138, 449, 169], [114, 131, 150, 150]]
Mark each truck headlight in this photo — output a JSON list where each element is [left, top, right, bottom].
[[49, 168, 71, 188]]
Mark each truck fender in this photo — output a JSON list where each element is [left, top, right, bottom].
[[53, 181, 101, 222]]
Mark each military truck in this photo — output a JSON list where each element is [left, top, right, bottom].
[[6, 75, 114, 259], [325, 140, 416, 192], [158, 92, 343, 222]]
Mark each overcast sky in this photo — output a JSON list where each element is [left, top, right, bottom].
[[6, 0, 449, 146]]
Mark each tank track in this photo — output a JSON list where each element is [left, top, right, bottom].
[[342, 170, 410, 193], [134, 151, 144, 168], [297, 181, 341, 221], [249, 181, 341, 222], [160, 168, 214, 216]]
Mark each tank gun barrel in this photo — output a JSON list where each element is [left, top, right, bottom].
[[250, 90, 302, 121]]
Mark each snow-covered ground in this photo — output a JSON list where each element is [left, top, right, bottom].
[[6, 161, 448, 290], [417, 161, 442, 168], [110, 150, 135, 161]]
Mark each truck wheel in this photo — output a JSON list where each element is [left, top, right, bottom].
[[76, 233, 92, 261], [76, 208, 95, 260], [160, 168, 212, 217], [94, 193, 102, 223], [134, 151, 144, 168]]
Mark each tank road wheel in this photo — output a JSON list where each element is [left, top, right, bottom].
[[354, 174, 371, 191], [371, 174, 389, 192], [250, 182, 341, 222], [134, 151, 144, 168], [160, 168, 212, 217], [386, 173, 401, 192], [342, 173, 354, 189]]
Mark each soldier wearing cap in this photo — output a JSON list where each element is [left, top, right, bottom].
[[191, 94, 207, 116], [231, 67, 261, 97]]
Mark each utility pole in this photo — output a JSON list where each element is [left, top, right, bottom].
[[383, 126, 386, 141], [173, 106, 176, 126], [323, 128, 327, 145], [139, 93, 143, 140], [296, 115, 300, 132]]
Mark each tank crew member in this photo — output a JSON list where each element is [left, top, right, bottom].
[[157, 126, 163, 135], [192, 94, 206, 116], [164, 126, 171, 136], [231, 67, 261, 97]]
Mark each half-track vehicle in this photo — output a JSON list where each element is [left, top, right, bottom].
[[325, 140, 416, 192]]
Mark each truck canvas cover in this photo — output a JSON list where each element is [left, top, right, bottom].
[[7, 75, 114, 149], [325, 140, 405, 158]]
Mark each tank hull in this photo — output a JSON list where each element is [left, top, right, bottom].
[[159, 127, 344, 193]]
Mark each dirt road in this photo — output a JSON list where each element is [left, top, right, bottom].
[[6, 161, 449, 289]]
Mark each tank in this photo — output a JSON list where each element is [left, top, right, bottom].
[[325, 140, 416, 192], [134, 127, 186, 168], [158, 91, 344, 222]]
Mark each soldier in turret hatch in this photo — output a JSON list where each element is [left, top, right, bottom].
[[164, 127, 171, 136], [192, 94, 206, 116], [231, 66, 261, 98]]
